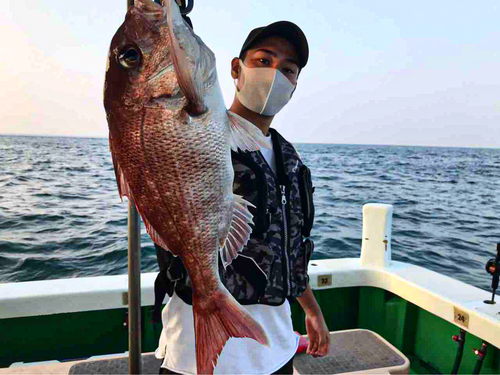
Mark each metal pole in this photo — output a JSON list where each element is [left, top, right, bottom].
[[126, 4, 141, 375], [128, 199, 142, 374]]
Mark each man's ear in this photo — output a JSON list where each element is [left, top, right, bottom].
[[231, 57, 240, 79]]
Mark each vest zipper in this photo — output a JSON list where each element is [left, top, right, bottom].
[[280, 185, 291, 296]]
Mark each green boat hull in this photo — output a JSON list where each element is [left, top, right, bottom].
[[2, 286, 498, 374]]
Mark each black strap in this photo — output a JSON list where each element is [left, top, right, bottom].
[[153, 271, 173, 323], [152, 244, 175, 323]]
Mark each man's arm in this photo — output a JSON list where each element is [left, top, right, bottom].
[[296, 283, 330, 357]]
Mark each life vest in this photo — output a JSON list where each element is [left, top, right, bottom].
[[152, 128, 315, 321]]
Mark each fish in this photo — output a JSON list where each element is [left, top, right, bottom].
[[103, 0, 270, 373]]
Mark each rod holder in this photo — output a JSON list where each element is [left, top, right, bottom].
[[484, 243, 500, 305], [472, 342, 488, 374]]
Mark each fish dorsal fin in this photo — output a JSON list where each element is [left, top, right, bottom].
[[227, 111, 271, 152], [220, 195, 255, 268]]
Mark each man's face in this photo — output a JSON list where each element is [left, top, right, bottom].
[[240, 36, 300, 86]]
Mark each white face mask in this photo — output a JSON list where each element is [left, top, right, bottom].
[[235, 60, 296, 116]]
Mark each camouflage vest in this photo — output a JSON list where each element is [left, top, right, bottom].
[[222, 128, 314, 305], [153, 128, 315, 310]]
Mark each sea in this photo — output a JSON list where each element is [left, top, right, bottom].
[[1, 135, 499, 293]]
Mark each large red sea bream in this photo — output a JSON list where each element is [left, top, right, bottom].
[[103, 0, 269, 373]]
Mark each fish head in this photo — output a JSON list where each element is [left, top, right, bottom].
[[104, 0, 183, 126]]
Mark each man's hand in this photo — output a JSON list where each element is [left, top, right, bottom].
[[296, 284, 331, 357], [305, 311, 330, 357]]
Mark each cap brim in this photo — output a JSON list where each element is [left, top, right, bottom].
[[240, 21, 309, 69]]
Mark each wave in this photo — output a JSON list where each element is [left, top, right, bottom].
[[1, 137, 499, 291]]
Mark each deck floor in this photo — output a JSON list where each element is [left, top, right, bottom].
[[2, 330, 412, 374], [0, 353, 162, 375]]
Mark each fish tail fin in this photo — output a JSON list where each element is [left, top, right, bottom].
[[192, 290, 269, 374], [227, 110, 271, 152]]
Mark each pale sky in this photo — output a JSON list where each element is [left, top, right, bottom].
[[1, 0, 499, 147]]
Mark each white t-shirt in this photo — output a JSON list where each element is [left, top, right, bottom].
[[155, 294, 298, 374], [155, 132, 298, 374], [260, 133, 277, 174]]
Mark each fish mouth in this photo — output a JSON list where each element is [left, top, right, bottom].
[[145, 63, 184, 108], [146, 90, 184, 108]]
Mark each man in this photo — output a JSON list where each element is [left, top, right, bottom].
[[155, 21, 330, 374]]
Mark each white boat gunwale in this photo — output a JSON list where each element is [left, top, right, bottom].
[[1, 204, 498, 350]]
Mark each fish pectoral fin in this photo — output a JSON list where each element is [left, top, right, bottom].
[[220, 195, 255, 268], [227, 111, 271, 152], [165, 0, 214, 116]]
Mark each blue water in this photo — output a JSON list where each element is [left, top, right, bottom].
[[1, 135, 499, 293]]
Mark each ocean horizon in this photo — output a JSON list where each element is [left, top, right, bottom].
[[1, 133, 499, 150]]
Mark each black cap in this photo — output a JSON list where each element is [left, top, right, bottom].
[[239, 21, 309, 69]]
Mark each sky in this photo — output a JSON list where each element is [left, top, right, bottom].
[[1, 0, 499, 148]]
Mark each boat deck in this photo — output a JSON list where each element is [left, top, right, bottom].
[[1, 330, 410, 374], [0, 353, 161, 375]]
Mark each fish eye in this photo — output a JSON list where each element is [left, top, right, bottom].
[[118, 45, 141, 69]]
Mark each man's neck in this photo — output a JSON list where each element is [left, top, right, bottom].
[[229, 97, 274, 136]]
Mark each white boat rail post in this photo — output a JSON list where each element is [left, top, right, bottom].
[[360, 204, 394, 268], [126, 3, 142, 375]]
